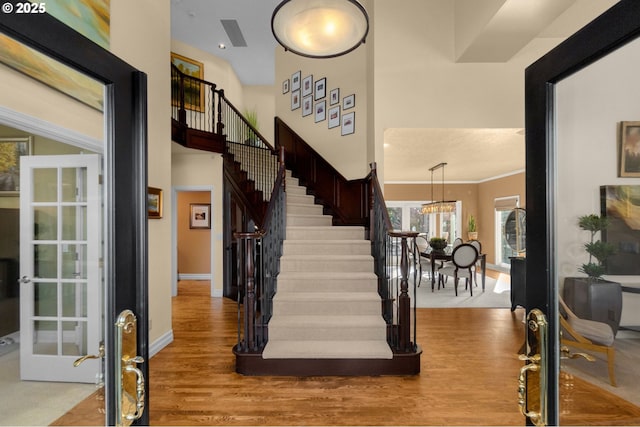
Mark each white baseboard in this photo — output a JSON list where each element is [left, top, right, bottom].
[[178, 273, 211, 281], [149, 329, 174, 358], [212, 288, 223, 298]]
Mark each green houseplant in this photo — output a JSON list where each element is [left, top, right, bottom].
[[467, 214, 478, 241], [429, 237, 448, 252], [563, 213, 622, 335]]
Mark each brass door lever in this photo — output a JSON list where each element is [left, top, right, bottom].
[[74, 342, 105, 367]]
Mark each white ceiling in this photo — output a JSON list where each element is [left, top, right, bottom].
[[170, 0, 618, 182]]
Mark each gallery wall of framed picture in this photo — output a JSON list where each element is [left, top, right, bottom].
[[283, 70, 357, 137]]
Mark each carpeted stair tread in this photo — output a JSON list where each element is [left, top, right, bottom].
[[273, 291, 381, 302], [262, 340, 393, 359], [283, 240, 371, 255]]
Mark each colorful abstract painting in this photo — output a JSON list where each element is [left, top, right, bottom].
[[601, 185, 640, 274], [0, 33, 104, 110], [44, 0, 110, 49]]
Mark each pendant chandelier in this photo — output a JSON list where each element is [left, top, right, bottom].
[[271, 0, 370, 58], [421, 162, 457, 214]]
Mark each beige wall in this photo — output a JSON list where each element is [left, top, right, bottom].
[[384, 171, 525, 265], [177, 191, 211, 274], [110, 0, 172, 343]]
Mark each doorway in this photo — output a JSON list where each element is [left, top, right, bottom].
[[0, 119, 104, 425], [172, 187, 215, 297]]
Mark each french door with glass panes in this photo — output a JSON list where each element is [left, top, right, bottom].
[[19, 154, 102, 383]]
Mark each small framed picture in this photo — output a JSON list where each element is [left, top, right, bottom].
[[341, 111, 355, 136], [330, 88, 340, 105], [343, 94, 355, 110], [148, 187, 163, 219], [315, 100, 326, 123], [302, 75, 313, 97], [302, 95, 313, 117], [328, 105, 340, 129], [190, 203, 211, 229], [291, 90, 300, 110], [282, 79, 290, 94], [291, 71, 301, 91], [0, 136, 32, 194], [619, 121, 640, 177], [314, 77, 326, 100]]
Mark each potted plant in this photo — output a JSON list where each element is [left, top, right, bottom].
[[563, 214, 622, 335], [429, 237, 448, 253], [467, 214, 478, 241], [242, 108, 260, 146]]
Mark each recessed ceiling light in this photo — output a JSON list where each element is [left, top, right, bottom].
[[218, 43, 226, 49]]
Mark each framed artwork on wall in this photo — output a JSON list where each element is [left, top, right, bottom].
[[282, 79, 289, 94], [0, 136, 32, 195], [302, 75, 313, 97], [171, 52, 204, 112], [619, 121, 640, 177], [330, 88, 340, 105], [190, 203, 211, 229], [302, 95, 313, 117], [291, 90, 300, 110], [328, 106, 340, 129], [343, 94, 355, 109], [315, 100, 326, 123], [314, 77, 326, 100], [601, 185, 640, 274], [341, 111, 355, 136], [148, 187, 163, 219], [291, 70, 301, 91]]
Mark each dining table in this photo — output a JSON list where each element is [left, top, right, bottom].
[[420, 249, 486, 292]]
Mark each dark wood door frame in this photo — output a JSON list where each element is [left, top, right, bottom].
[[525, 1, 640, 424], [0, 4, 149, 425]]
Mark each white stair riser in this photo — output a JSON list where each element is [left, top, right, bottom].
[[287, 204, 323, 215], [280, 258, 373, 272], [277, 277, 377, 293], [272, 300, 381, 315], [283, 241, 370, 256], [286, 215, 333, 226], [286, 194, 315, 205], [268, 324, 386, 341], [286, 227, 364, 240], [287, 185, 307, 195]]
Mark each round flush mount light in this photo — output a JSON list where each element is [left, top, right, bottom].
[[271, 0, 369, 59]]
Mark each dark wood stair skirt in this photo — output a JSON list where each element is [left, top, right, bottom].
[[234, 346, 422, 376]]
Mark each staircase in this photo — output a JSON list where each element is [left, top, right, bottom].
[[262, 172, 392, 360]]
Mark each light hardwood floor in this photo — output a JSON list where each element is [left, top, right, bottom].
[[53, 280, 640, 426]]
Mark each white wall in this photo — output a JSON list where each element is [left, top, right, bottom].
[[556, 36, 640, 326]]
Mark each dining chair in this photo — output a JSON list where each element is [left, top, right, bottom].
[[412, 235, 432, 286], [469, 240, 482, 287], [559, 295, 616, 386], [437, 243, 478, 296]]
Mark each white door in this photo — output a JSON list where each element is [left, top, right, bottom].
[[19, 154, 101, 383]]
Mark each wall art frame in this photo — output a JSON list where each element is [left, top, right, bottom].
[[291, 70, 301, 91], [148, 187, 163, 219], [189, 203, 211, 229], [302, 95, 313, 117], [343, 93, 355, 109], [171, 52, 204, 112], [314, 77, 326, 100], [330, 88, 340, 105], [328, 105, 340, 129], [315, 100, 326, 123], [291, 89, 300, 110], [282, 78, 289, 94], [0, 136, 32, 195], [341, 111, 355, 136], [302, 74, 313, 97], [619, 121, 640, 177]]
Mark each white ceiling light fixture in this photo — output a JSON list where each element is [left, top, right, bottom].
[[421, 162, 457, 214], [271, 0, 369, 58]]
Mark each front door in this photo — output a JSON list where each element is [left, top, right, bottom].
[[524, 2, 640, 425], [19, 154, 101, 383], [0, 6, 150, 424]]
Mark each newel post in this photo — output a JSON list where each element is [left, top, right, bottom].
[[391, 231, 418, 352], [216, 88, 225, 135]]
